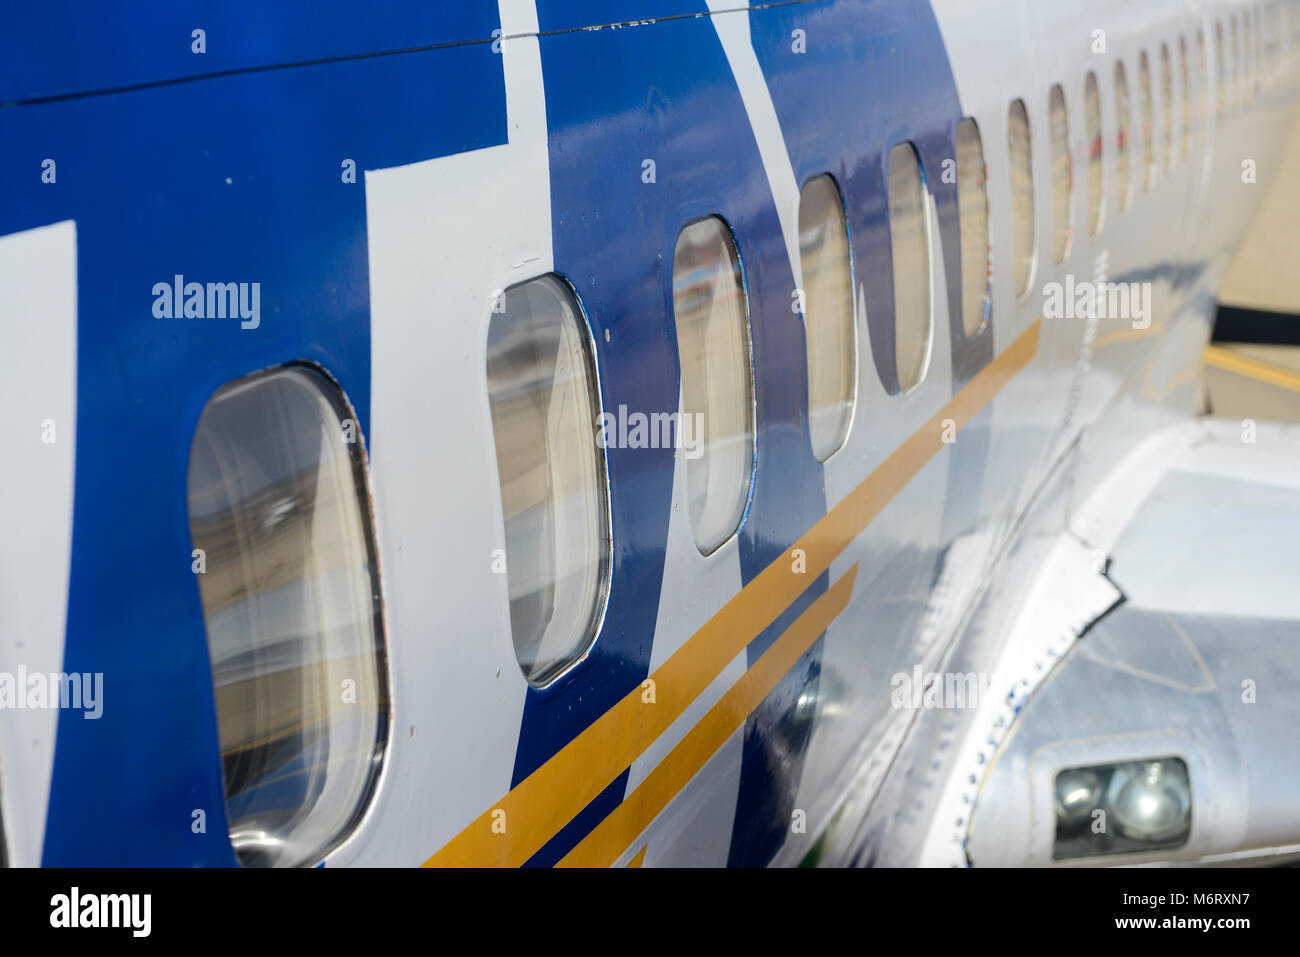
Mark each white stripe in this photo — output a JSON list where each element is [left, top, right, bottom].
[[330, 0, 552, 864], [0, 220, 78, 866], [706, 1, 804, 296]]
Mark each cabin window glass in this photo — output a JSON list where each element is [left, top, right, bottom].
[[1231, 16, 1240, 112], [1179, 36, 1192, 160], [1160, 44, 1175, 172], [1139, 51, 1156, 192], [1085, 71, 1104, 237], [1006, 100, 1036, 298], [1198, 28, 1209, 134], [486, 275, 611, 687], [888, 141, 933, 391], [1255, 8, 1264, 94], [1115, 61, 1133, 212], [672, 216, 755, 554], [187, 365, 388, 868], [956, 118, 991, 337], [1048, 86, 1073, 266], [798, 174, 856, 462], [1216, 22, 1227, 126]]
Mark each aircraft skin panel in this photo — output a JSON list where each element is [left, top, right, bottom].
[[1, 0, 1299, 867]]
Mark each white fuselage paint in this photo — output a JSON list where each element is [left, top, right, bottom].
[[334, 0, 552, 866], [0, 220, 78, 867]]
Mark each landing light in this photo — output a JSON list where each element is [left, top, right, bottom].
[[1052, 758, 1190, 860]]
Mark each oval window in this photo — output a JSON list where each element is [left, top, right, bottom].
[[1115, 61, 1133, 212], [1048, 85, 1073, 265], [1138, 50, 1156, 192], [956, 117, 991, 337], [798, 174, 856, 462], [1006, 100, 1036, 299], [888, 142, 933, 391], [486, 275, 611, 687], [187, 365, 388, 868], [1085, 71, 1105, 238], [672, 216, 755, 554]]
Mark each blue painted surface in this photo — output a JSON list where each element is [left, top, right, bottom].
[[1, 3, 501, 103], [1, 31, 507, 864], [5, 0, 978, 866]]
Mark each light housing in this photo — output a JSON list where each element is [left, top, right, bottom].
[[1052, 757, 1191, 860]]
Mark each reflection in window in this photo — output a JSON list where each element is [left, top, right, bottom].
[[1007, 100, 1036, 298], [672, 217, 755, 554], [486, 275, 610, 686], [888, 142, 933, 391], [1049, 86, 1073, 266], [1216, 21, 1227, 126], [1232, 16, 1240, 113], [956, 118, 991, 337], [1198, 28, 1210, 135], [187, 365, 388, 867], [1139, 51, 1156, 192], [1160, 44, 1174, 172], [1179, 36, 1192, 161], [1085, 71, 1104, 237], [798, 175, 856, 462], [1115, 61, 1133, 213]]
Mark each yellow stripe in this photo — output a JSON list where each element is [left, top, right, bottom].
[[558, 565, 858, 868], [1204, 345, 1300, 394], [1092, 320, 1165, 349], [422, 318, 1042, 868], [624, 846, 647, 868]]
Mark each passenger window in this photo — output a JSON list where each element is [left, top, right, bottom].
[[1216, 22, 1226, 126], [1255, 9, 1263, 95], [1179, 36, 1192, 161], [187, 365, 388, 867], [672, 216, 755, 554], [1006, 100, 1036, 299], [1114, 62, 1133, 213], [1231, 16, 1240, 113], [1198, 28, 1209, 134], [486, 274, 611, 686], [956, 118, 991, 337], [1138, 51, 1156, 191], [887, 141, 933, 391], [1048, 85, 1073, 266], [1160, 44, 1174, 172], [798, 174, 856, 462], [1085, 71, 1105, 237]]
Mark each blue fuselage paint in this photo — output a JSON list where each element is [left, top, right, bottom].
[[3, 0, 972, 866], [1, 9, 506, 865]]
